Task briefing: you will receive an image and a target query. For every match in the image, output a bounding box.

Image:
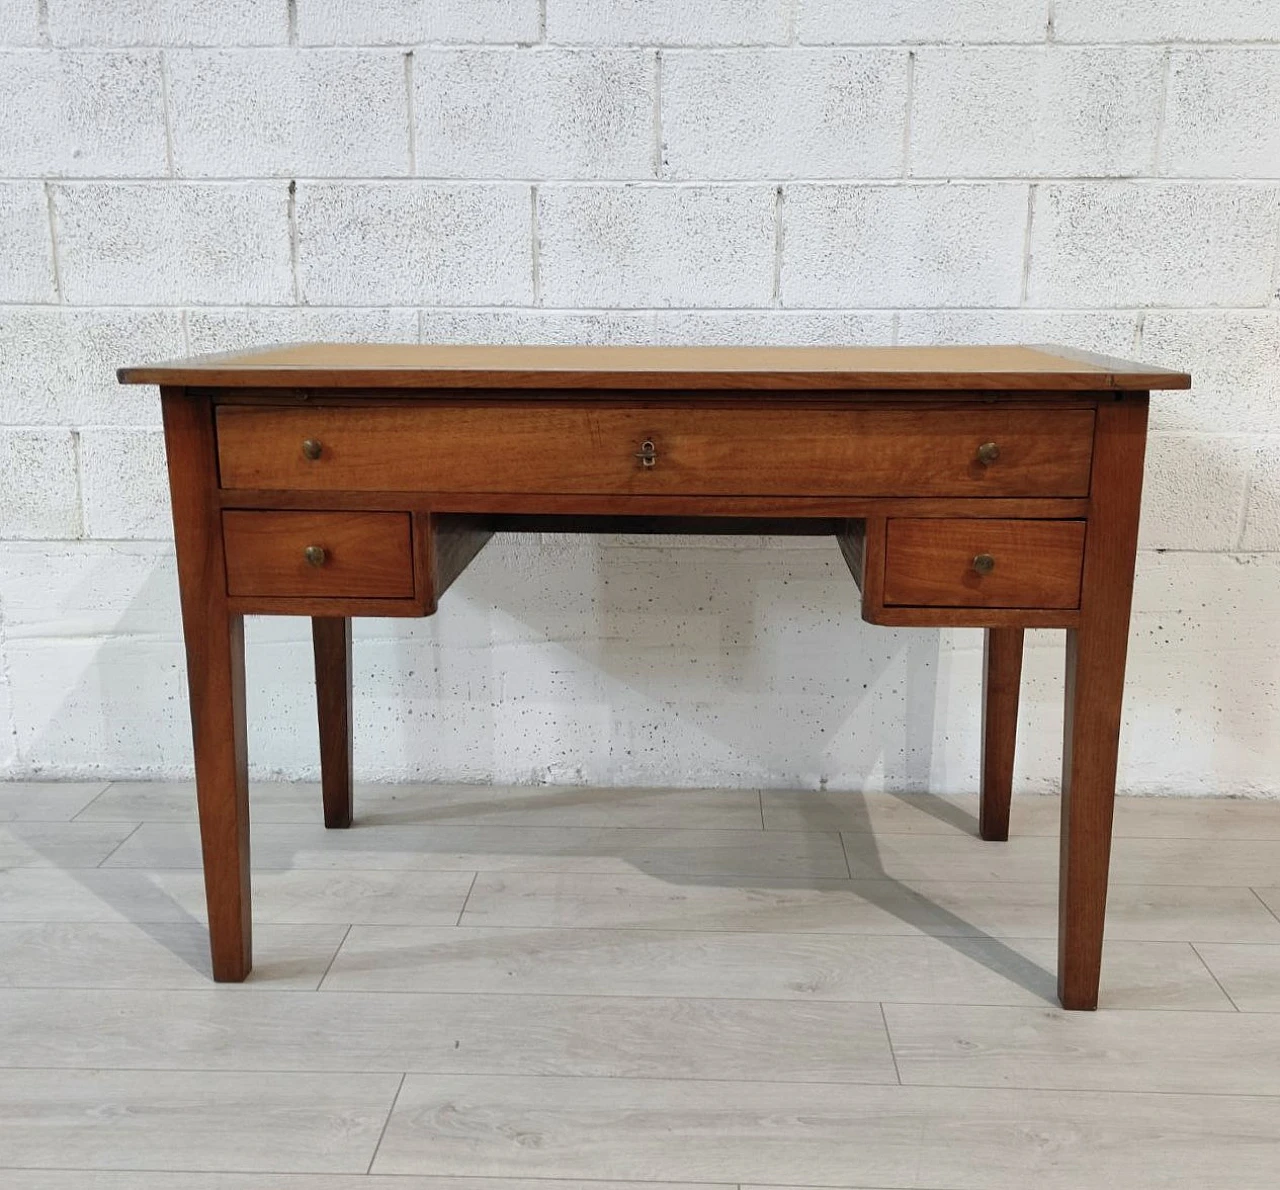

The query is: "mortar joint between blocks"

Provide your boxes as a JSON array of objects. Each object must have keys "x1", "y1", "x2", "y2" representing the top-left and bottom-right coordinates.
[
  {"x1": 1234, "y1": 468, "x2": 1254, "y2": 551},
  {"x1": 158, "y1": 51, "x2": 176, "y2": 178},
  {"x1": 902, "y1": 49, "x2": 916, "y2": 177},
  {"x1": 287, "y1": 178, "x2": 300, "y2": 304},
  {"x1": 41, "y1": 182, "x2": 63, "y2": 303},
  {"x1": 404, "y1": 49, "x2": 417, "y2": 176},
  {"x1": 1152, "y1": 48, "x2": 1173, "y2": 176},
  {"x1": 653, "y1": 49, "x2": 665, "y2": 180},
  {"x1": 1270, "y1": 218, "x2": 1280, "y2": 306},
  {"x1": 1019, "y1": 185, "x2": 1038, "y2": 305},
  {"x1": 531, "y1": 185, "x2": 542, "y2": 306},
  {"x1": 68, "y1": 428, "x2": 86, "y2": 540},
  {"x1": 772, "y1": 185, "x2": 784, "y2": 307}
]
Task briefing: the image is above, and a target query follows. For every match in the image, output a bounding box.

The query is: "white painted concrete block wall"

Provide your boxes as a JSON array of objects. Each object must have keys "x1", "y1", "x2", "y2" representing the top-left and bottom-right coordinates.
[{"x1": 0, "y1": 1, "x2": 1277, "y2": 795}]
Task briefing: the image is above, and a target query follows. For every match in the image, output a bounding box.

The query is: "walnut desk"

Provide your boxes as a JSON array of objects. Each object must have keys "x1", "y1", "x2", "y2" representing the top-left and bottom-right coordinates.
[{"x1": 119, "y1": 343, "x2": 1190, "y2": 1010}]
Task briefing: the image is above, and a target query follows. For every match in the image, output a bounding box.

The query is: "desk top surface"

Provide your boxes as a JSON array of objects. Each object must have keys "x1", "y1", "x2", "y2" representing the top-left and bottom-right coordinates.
[{"x1": 119, "y1": 342, "x2": 1190, "y2": 393}]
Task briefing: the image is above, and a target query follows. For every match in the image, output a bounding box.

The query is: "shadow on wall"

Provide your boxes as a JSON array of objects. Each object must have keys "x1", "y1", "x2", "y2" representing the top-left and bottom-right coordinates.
[
  {"x1": 367, "y1": 531, "x2": 946, "y2": 791},
  {"x1": 34, "y1": 510, "x2": 1268, "y2": 799},
  {"x1": 19, "y1": 511, "x2": 1280, "y2": 797},
  {"x1": 6, "y1": 531, "x2": 945, "y2": 791},
  {"x1": 0, "y1": 545, "x2": 191, "y2": 776}
]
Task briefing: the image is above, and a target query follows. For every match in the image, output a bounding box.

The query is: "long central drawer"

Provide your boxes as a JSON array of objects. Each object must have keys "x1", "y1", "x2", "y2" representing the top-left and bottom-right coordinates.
[{"x1": 215, "y1": 403, "x2": 1095, "y2": 497}]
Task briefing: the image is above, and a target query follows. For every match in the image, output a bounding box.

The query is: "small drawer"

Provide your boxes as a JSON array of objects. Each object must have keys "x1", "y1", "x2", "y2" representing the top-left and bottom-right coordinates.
[
  {"x1": 223, "y1": 511, "x2": 414, "y2": 599},
  {"x1": 884, "y1": 518, "x2": 1086, "y2": 609}
]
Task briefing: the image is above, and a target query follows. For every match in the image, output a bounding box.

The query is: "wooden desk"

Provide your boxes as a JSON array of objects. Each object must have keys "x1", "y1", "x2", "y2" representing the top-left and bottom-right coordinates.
[{"x1": 119, "y1": 343, "x2": 1190, "y2": 1010}]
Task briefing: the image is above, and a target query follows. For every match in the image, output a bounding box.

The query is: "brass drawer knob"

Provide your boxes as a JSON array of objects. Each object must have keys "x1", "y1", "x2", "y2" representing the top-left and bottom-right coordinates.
[
  {"x1": 976, "y1": 441, "x2": 1000, "y2": 465},
  {"x1": 972, "y1": 553, "x2": 996, "y2": 576},
  {"x1": 635, "y1": 439, "x2": 657, "y2": 468},
  {"x1": 303, "y1": 545, "x2": 327, "y2": 568},
  {"x1": 301, "y1": 438, "x2": 323, "y2": 460}
]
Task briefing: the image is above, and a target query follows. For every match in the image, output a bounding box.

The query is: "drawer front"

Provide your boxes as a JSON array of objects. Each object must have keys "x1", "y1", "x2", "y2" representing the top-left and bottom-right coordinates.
[
  {"x1": 884, "y1": 518, "x2": 1086, "y2": 609},
  {"x1": 223, "y1": 511, "x2": 414, "y2": 598},
  {"x1": 216, "y1": 404, "x2": 1095, "y2": 497}
]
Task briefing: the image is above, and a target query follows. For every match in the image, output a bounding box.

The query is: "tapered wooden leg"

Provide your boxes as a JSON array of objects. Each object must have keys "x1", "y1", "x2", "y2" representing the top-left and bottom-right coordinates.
[
  {"x1": 980, "y1": 627, "x2": 1024, "y2": 842},
  {"x1": 1059, "y1": 625, "x2": 1125, "y2": 1010},
  {"x1": 1058, "y1": 396, "x2": 1149, "y2": 1010},
  {"x1": 190, "y1": 613, "x2": 252, "y2": 981},
  {"x1": 162, "y1": 386, "x2": 252, "y2": 982},
  {"x1": 313, "y1": 616, "x2": 353, "y2": 829}
]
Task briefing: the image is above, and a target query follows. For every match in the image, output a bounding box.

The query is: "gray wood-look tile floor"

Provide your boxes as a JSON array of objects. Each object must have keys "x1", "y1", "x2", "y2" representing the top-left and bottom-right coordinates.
[{"x1": 2, "y1": 779, "x2": 1280, "y2": 1188}]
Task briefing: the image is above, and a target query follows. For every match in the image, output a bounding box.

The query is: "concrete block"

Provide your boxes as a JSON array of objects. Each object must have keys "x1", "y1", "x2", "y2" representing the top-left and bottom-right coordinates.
[
  {"x1": 1140, "y1": 311, "x2": 1280, "y2": 434},
  {"x1": 911, "y1": 47, "x2": 1163, "y2": 178},
  {"x1": 0, "y1": 541, "x2": 179, "y2": 640},
  {"x1": 1241, "y1": 438, "x2": 1280, "y2": 551},
  {"x1": 1027, "y1": 184, "x2": 1280, "y2": 307},
  {"x1": 0, "y1": 430, "x2": 81, "y2": 539},
  {"x1": 547, "y1": 0, "x2": 791, "y2": 46},
  {"x1": 0, "y1": 539, "x2": 185, "y2": 777},
  {"x1": 0, "y1": 0, "x2": 43, "y2": 45},
  {"x1": 782, "y1": 184, "x2": 1027, "y2": 307},
  {"x1": 1132, "y1": 548, "x2": 1280, "y2": 617},
  {"x1": 46, "y1": 0, "x2": 288, "y2": 46},
  {"x1": 169, "y1": 49, "x2": 409, "y2": 177},
  {"x1": 297, "y1": 0, "x2": 541, "y2": 46},
  {"x1": 799, "y1": 0, "x2": 1047, "y2": 44},
  {"x1": 52, "y1": 182, "x2": 293, "y2": 305},
  {"x1": 1126, "y1": 551, "x2": 1280, "y2": 796},
  {"x1": 898, "y1": 310, "x2": 1138, "y2": 355},
  {"x1": 1139, "y1": 434, "x2": 1252, "y2": 551},
  {"x1": 416, "y1": 48, "x2": 654, "y2": 179},
  {"x1": 0, "y1": 183, "x2": 57, "y2": 302},
  {"x1": 538, "y1": 184, "x2": 776, "y2": 307},
  {"x1": 0, "y1": 308, "x2": 183, "y2": 426},
  {"x1": 663, "y1": 49, "x2": 906, "y2": 180},
  {"x1": 0, "y1": 51, "x2": 166, "y2": 176},
  {"x1": 419, "y1": 309, "x2": 655, "y2": 344},
  {"x1": 1053, "y1": 0, "x2": 1280, "y2": 43},
  {"x1": 79, "y1": 428, "x2": 172, "y2": 540},
  {"x1": 186, "y1": 308, "x2": 419, "y2": 354},
  {"x1": 1162, "y1": 50, "x2": 1280, "y2": 179},
  {"x1": 296, "y1": 182, "x2": 532, "y2": 305},
  {"x1": 5, "y1": 635, "x2": 189, "y2": 776},
  {"x1": 651, "y1": 310, "x2": 895, "y2": 345}
]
